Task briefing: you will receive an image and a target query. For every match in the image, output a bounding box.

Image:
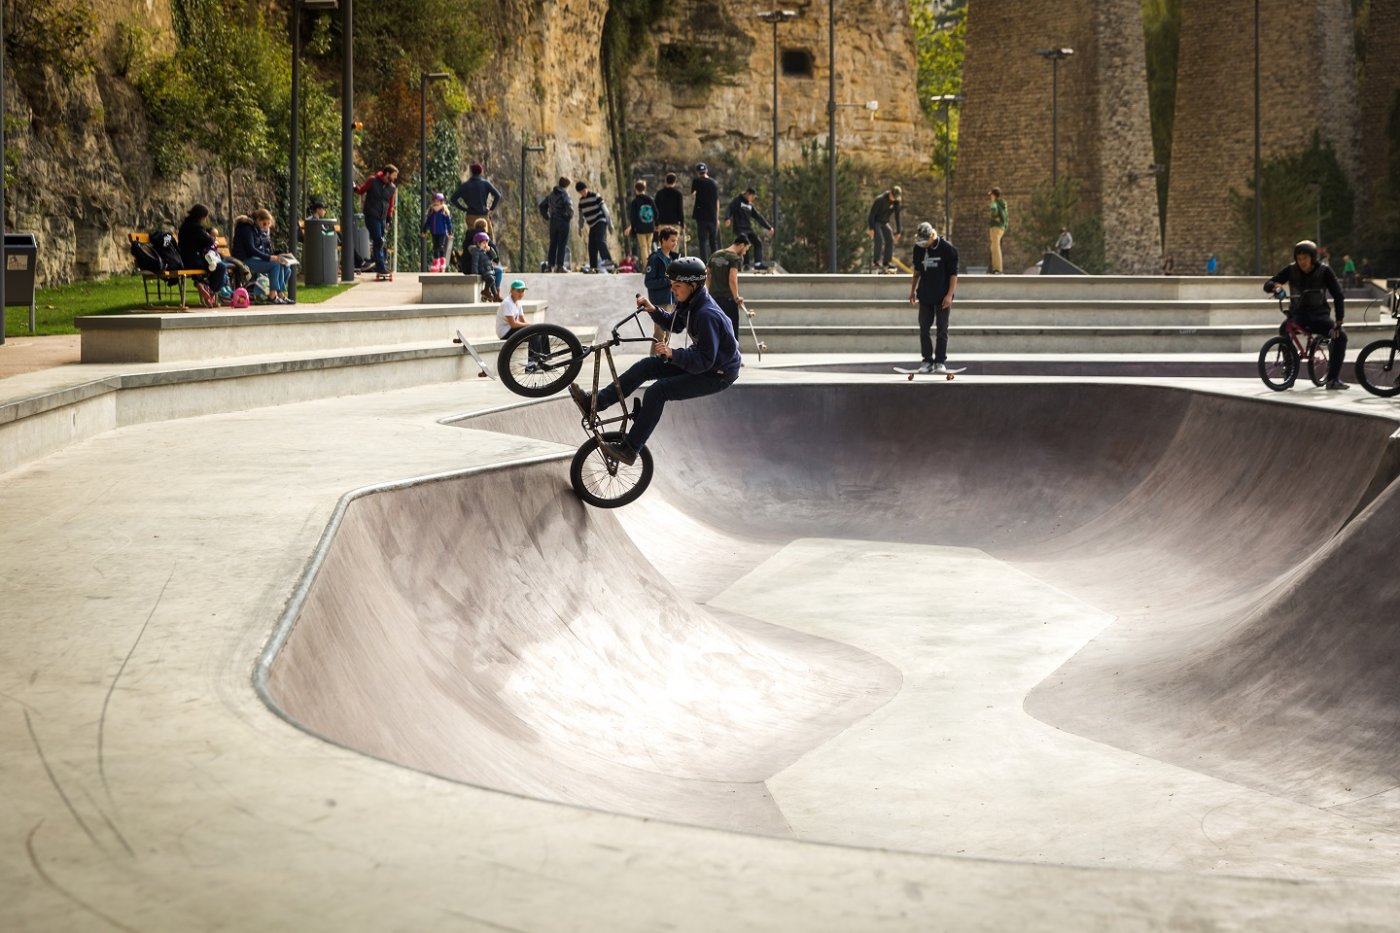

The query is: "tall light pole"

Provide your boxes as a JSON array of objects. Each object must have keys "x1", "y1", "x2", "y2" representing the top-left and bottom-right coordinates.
[
  {"x1": 289, "y1": 0, "x2": 338, "y2": 298},
  {"x1": 930, "y1": 93, "x2": 964, "y2": 238},
  {"x1": 1035, "y1": 47, "x2": 1074, "y2": 185},
  {"x1": 827, "y1": 0, "x2": 836, "y2": 273},
  {"x1": 757, "y1": 9, "x2": 797, "y2": 266},
  {"x1": 339, "y1": 0, "x2": 356, "y2": 283},
  {"x1": 419, "y1": 71, "x2": 450, "y2": 271},
  {"x1": 519, "y1": 135, "x2": 545, "y2": 274}
]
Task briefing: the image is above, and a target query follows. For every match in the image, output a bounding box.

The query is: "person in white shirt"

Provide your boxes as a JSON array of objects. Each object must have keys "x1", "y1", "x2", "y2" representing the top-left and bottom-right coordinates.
[
  {"x1": 496, "y1": 280, "x2": 530, "y2": 338},
  {"x1": 1055, "y1": 227, "x2": 1074, "y2": 260}
]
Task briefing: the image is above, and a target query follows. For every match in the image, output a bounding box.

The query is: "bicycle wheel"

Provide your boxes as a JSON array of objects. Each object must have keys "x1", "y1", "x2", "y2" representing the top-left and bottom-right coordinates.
[
  {"x1": 497, "y1": 324, "x2": 584, "y2": 397},
  {"x1": 1356, "y1": 339, "x2": 1400, "y2": 397},
  {"x1": 1257, "y1": 336, "x2": 1298, "y2": 391},
  {"x1": 1306, "y1": 337, "x2": 1331, "y2": 387},
  {"x1": 570, "y1": 432, "x2": 654, "y2": 508}
]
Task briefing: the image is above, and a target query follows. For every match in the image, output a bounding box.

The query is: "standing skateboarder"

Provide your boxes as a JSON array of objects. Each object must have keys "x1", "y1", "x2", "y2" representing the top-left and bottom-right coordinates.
[{"x1": 908, "y1": 222, "x2": 959, "y2": 374}]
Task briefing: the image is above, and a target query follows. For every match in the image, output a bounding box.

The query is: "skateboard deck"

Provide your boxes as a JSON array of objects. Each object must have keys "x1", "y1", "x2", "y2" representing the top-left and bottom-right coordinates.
[
  {"x1": 453, "y1": 329, "x2": 493, "y2": 378},
  {"x1": 745, "y1": 313, "x2": 767, "y2": 361},
  {"x1": 894, "y1": 366, "x2": 966, "y2": 381}
]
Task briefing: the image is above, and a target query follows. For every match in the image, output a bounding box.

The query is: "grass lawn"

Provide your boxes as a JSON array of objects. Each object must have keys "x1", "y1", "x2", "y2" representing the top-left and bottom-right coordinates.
[{"x1": 5, "y1": 276, "x2": 357, "y2": 337}]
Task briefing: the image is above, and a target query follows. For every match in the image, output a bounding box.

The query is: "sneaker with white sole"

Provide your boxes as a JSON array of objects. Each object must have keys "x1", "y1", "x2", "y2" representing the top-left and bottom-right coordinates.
[
  {"x1": 917, "y1": 361, "x2": 934, "y2": 375},
  {"x1": 933, "y1": 362, "x2": 948, "y2": 374}
]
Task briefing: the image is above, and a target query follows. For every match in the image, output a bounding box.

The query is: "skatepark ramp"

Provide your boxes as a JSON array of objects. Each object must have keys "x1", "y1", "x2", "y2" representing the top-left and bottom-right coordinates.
[{"x1": 260, "y1": 382, "x2": 1400, "y2": 862}]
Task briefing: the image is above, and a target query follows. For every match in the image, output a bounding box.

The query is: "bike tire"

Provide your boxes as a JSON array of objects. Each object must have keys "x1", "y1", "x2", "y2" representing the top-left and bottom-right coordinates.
[
  {"x1": 1355, "y1": 339, "x2": 1400, "y2": 397},
  {"x1": 497, "y1": 324, "x2": 584, "y2": 397},
  {"x1": 1307, "y1": 338, "x2": 1330, "y2": 387},
  {"x1": 1257, "y1": 336, "x2": 1298, "y2": 391},
  {"x1": 569, "y1": 432, "x2": 654, "y2": 508}
]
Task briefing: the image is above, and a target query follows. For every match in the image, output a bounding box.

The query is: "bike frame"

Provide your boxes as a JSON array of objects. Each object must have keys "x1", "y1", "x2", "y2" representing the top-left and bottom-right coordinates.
[{"x1": 577, "y1": 307, "x2": 663, "y2": 442}]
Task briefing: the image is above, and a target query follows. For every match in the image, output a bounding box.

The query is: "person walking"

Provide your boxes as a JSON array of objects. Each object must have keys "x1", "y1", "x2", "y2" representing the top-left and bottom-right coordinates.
[
  {"x1": 908, "y1": 221, "x2": 959, "y2": 374},
  {"x1": 539, "y1": 176, "x2": 574, "y2": 272},
  {"x1": 706, "y1": 235, "x2": 749, "y2": 335},
  {"x1": 691, "y1": 162, "x2": 720, "y2": 262},
  {"x1": 625, "y1": 180, "x2": 658, "y2": 260},
  {"x1": 565, "y1": 256, "x2": 740, "y2": 466},
  {"x1": 655, "y1": 172, "x2": 686, "y2": 253},
  {"x1": 356, "y1": 164, "x2": 398, "y2": 280},
  {"x1": 724, "y1": 187, "x2": 774, "y2": 271},
  {"x1": 987, "y1": 187, "x2": 1007, "y2": 274},
  {"x1": 576, "y1": 180, "x2": 615, "y2": 273},
  {"x1": 867, "y1": 186, "x2": 903, "y2": 272},
  {"x1": 449, "y1": 162, "x2": 502, "y2": 236},
  {"x1": 1055, "y1": 227, "x2": 1074, "y2": 261}
]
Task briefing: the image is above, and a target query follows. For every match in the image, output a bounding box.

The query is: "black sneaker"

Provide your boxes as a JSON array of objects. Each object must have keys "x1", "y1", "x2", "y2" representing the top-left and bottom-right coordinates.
[
  {"x1": 602, "y1": 437, "x2": 638, "y2": 465},
  {"x1": 567, "y1": 383, "x2": 593, "y2": 419},
  {"x1": 1325, "y1": 379, "x2": 1351, "y2": 391}
]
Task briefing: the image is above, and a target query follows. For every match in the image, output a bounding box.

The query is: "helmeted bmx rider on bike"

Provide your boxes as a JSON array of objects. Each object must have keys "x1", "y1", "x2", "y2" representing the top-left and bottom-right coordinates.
[
  {"x1": 1263, "y1": 239, "x2": 1349, "y2": 390},
  {"x1": 567, "y1": 256, "x2": 741, "y2": 464}
]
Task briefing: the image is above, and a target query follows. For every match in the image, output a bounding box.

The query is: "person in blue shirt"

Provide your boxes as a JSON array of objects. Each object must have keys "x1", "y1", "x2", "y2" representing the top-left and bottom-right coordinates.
[{"x1": 568, "y1": 256, "x2": 740, "y2": 464}]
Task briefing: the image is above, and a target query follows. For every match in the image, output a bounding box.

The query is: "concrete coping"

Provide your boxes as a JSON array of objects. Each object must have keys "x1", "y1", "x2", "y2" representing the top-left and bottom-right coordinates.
[{"x1": 73, "y1": 300, "x2": 544, "y2": 331}]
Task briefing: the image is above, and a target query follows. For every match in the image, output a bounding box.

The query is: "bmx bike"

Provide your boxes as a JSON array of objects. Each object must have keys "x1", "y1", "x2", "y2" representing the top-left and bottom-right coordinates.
[
  {"x1": 1354, "y1": 279, "x2": 1400, "y2": 397},
  {"x1": 496, "y1": 307, "x2": 659, "y2": 508},
  {"x1": 1257, "y1": 290, "x2": 1333, "y2": 391}
]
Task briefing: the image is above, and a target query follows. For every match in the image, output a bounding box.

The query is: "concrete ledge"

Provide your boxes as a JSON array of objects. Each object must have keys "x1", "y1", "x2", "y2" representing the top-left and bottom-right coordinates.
[
  {"x1": 76, "y1": 301, "x2": 543, "y2": 364},
  {"x1": 419, "y1": 275, "x2": 482, "y2": 304}
]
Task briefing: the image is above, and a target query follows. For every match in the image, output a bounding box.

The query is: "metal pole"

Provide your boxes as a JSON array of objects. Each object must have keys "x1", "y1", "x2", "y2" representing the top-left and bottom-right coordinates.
[
  {"x1": 771, "y1": 18, "x2": 779, "y2": 263},
  {"x1": 943, "y1": 102, "x2": 952, "y2": 236},
  {"x1": 420, "y1": 74, "x2": 427, "y2": 272},
  {"x1": 288, "y1": 0, "x2": 301, "y2": 299},
  {"x1": 520, "y1": 136, "x2": 544, "y2": 274},
  {"x1": 1253, "y1": 0, "x2": 1262, "y2": 275},
  {"x1": 1051, "y1": 58, "x2": 1059, "y2": 186},
  {"x1": 340, "y1": 0, "x2": 355, "y2": 282},
  {"x1": 827, "y1": 0, "x2": 836, "y2": 273}
]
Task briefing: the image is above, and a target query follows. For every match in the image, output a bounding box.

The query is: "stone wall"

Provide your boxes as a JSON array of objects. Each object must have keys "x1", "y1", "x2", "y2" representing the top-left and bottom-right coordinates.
[
  {"x1": 1359, "y1": 0, "x2": 1400, "y2": 229},
  {"x1": 1163, "y1": 0, "x2": 1359, "y2": 274},
  {"x1": 952, "y1": 0, "x2": 1161, "y2": 274}
]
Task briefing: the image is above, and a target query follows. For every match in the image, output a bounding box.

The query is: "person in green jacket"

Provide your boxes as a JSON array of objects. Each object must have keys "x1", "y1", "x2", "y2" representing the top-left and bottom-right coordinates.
[{"x1": 987, "y1": 187, "x2": 1008, "y2": 274}]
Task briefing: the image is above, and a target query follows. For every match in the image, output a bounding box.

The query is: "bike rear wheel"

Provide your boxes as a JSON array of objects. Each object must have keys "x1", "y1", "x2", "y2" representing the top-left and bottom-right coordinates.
[
  {"x1": 1257, "y1": 336, "x2": 1299, "y2": 391},
  {"x1": 570, "y1": 432, "x2": 654, "y2": 508},
  {"x1": 497, "y1": 324, "x2": 584, "y2": 397},
  {"x1": 1356, "y1": 339, "x2": 1400, "y2": 397},
  {"x1": 1306, "y1": 338, "x2": 1331, "y2": 387}
]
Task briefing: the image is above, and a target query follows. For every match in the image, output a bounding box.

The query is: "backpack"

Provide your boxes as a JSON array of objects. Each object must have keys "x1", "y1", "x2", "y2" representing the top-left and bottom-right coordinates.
[
  {"x1": 130, "y1": 238, "x2": 163, "y2": 274},
  {"x1": 150, "y1": 231, "x2": 183, "y2": 272}
]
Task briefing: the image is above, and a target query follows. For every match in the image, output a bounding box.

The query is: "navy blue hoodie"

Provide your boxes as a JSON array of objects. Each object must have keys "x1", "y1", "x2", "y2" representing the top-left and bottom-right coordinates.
[{"x1": 648, "y1": 286, "x2": 741, "y2": 376}]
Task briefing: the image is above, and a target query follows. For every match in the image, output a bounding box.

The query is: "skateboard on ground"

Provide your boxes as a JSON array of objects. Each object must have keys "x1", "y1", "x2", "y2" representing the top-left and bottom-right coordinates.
[
  {"x1": 894, "y1": 366, "x2": 966, "y2": 382},
  {"x1": 453, "y1": 329, "x2": 493, "y2": 378}
]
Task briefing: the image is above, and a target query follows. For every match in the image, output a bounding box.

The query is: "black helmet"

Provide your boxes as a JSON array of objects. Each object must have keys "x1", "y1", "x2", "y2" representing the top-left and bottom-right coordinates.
[
  {"x1": 1294, "y1": 240, "x2": 1319, "y2": 261},
  {"x1": 667, "y1": 256, "x2": 707, "y2": 283}
]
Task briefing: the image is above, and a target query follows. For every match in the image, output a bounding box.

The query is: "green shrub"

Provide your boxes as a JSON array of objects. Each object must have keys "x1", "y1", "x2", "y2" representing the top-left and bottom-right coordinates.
[
  {"x1": 1011, "y1": 176, "x2": 1106, "y2": 273},
  {"x1": 769, "y1": 141, "x2": 871, "y2": 273},
  {"x1": 2, "y1": 0, "x2": 98, "y2": 79}
]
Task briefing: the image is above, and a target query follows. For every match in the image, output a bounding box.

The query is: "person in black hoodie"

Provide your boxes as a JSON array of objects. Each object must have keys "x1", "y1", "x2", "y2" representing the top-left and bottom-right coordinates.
[
  {"x1": 690, "y1": 162, "x2": 720, "y2": 262},
  {"x1": 540, "y1": 176, "x2": 574, "y2": 272},
  {"x1": 177, "y1": 204, "x2": 227, "y2": 305},
  {"x1": 566, "y1": 256, "x2": 740, "y2": 464},
  {"x1": 1264, "y1": 239, "x2": 1349, "y2": 389},
  {"x1": 724, "y1": 187, "x2": 774, "y2": 270}
]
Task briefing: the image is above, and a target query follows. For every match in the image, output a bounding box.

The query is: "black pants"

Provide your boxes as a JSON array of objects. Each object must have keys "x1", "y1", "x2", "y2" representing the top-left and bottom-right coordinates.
[
  {"x1": 1284, "y1": 313, "x2": 1347, "y2": 382},
  {"x1": 587, "y1": 224, "x2": 613, "y2": 270},
  {"x1": 596, "y1": 355, "x2": 738, "y2": 451},
  {"x1": 696, "y1": 220, "x2": 719, "y2": 262},
  {"x1": 714, "y1": 296, "x2": 741, "y2": 336},
  {"x1": 547, "y1": 219, "x2": 571, "y2": 270},
  {"x1": 919, "y1": 299, "x2": 950, "y2": 364},
  {"x1": 738, "y1": 230, "x2": 764, "y2": 268},
  {"x1": 873, "y1": 223, "x2": 895, "y2": 266}
]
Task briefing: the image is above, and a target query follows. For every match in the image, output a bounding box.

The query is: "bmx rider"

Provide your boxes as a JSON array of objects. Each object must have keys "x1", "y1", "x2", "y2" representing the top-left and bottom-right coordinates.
[
  {"x1": 567, "y1": 256, "x2": 741, "y2": 464},
  {"x1": 1263, "y1": 239, "x2": 1348, "y2": 390}
]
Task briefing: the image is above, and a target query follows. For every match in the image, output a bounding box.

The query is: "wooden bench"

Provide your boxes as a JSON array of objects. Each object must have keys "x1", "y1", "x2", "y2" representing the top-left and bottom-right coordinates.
[
  {"x1": 129, "y1": 232, "x2": 203, "y2": 309},
  {"x1": 214, "y1": 235, "x2": 251, "y2": 289}
]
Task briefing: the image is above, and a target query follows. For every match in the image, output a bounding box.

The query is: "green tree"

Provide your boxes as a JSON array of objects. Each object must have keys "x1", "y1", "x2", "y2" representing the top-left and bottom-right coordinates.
[
  {"x1": 1142, "y1": 0, "x2": 1182, "y2": 225},
  {"x1": 2, "y1": 0, "x2": 97, "y2": 79},
  {"x1": 911, "y1": 0, "x2": 965, "y2": 176},
  {"x1": 1011, "y1": 176, "x2": 1106, "y2": 273},
  {"x1": 772, "y1": 141, "x2": 869, "y2": 273},
  {"x1": 1226, "y1": 133, "x2": 1353, "y2": 275}
]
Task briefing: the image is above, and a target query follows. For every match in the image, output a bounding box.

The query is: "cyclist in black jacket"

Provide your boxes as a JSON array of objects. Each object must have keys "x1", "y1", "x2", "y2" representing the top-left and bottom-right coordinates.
[{"x1": 1263, "y1": 239, "x2": 1348, "y2": 389}]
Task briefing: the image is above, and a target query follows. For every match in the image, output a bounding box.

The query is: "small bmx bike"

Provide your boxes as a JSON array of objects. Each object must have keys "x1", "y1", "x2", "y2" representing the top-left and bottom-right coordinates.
[
  {"x1": 1354, "y1": 280, "x2": 1400, "y2": 397},
  {"x1": 1257, "y1": 290, "x2": 1333, "y2": 391},
  {"x1": 496, "y1": 308, "x2": 659, "y2": 508}
]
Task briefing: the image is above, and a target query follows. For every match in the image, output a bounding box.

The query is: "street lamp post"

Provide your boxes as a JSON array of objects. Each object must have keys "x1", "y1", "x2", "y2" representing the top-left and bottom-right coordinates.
[
  {"x1": 1035, "y1": 47, "x2": 1074, "y2": 185},
  {"x1": 519, "y1": 135, "x2": 545, "y2": 274},
  {"x1": 339, "y1": 0, "x2": 356, "y2": 282},
  {"x1": 930, "y1": 93, "x2": 964, "y2": 238},
  {"x1": 419, "y1": 71, "x2": 451, "y2": 272},
  {"x1": 288, "y1": 0, "x2": 338, "y2": 299},
  {"x1": 756, "y1": 9, "x2": 797, "y2": 266}
]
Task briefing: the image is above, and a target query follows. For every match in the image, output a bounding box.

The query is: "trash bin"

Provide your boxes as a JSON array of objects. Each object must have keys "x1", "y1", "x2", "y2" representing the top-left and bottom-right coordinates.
[
  {"x1": 3, "y1": 233, "x2": 39, "y2": 339},
  {"x1": 304, "y1": 218, "x2": 339, "y2": 286},
  {"x1": 352, "y1": 213, "x2": 371, "y2": 269}
]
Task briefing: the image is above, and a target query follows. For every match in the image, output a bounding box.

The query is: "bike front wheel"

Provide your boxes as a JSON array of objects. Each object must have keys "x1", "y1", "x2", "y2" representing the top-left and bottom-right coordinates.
[
  {"x1": 1257, "y1": 336, "x2": 1299, "y2": 391},
  {"x1": 1307, "y1": 338, "x2": 1331, "y2": 387},
  {"x1": 497, "y1": 324, "x2": 584, "y2": 397},
  {"x1": 570, "y1": 432, "x2": 654, "y2": 508},
  {"x1": 1355, "y1": 339, "x2": 1400, "y2": 397}
]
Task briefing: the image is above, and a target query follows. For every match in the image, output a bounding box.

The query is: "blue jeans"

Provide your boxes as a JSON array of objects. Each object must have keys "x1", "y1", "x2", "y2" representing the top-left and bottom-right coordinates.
[
  {"x1": 366, "y1": 216, "x2": 387, "y2": 273},
  {"x1": 243, "y1": 258, "x2": 289, "y2": 293},
  {"x1": 595, "y1": 355, "x2": 738, "y2": 451}
]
